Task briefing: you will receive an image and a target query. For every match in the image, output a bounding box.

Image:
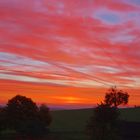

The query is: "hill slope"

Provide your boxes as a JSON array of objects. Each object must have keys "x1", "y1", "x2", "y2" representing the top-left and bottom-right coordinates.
[{"x1": 51, "y1": 108, "x2": 140, "y2": 132}]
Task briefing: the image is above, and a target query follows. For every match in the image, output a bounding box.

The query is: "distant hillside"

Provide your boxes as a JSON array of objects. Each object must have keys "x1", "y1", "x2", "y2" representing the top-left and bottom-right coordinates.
[
  {"x1": 120, "y1": 107, "x2": 140, "y2": 122},
  {"x1": 51, "y1": 107, "x2": 140, "y2": 132}
]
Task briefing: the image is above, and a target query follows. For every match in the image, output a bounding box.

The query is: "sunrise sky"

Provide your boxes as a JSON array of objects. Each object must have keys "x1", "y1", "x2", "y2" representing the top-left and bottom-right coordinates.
[{"x1": 0, "y1": 0, "x2": 140, "y2": 109}]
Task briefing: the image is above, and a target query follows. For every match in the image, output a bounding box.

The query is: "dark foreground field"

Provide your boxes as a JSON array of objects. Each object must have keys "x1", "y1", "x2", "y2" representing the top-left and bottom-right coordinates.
[
  {"x1": 50, "y1": 107, "x2": 140, "y2": 140},
  {"x1": 0, "y1": 107, "x2": 140, "y2": 140}
]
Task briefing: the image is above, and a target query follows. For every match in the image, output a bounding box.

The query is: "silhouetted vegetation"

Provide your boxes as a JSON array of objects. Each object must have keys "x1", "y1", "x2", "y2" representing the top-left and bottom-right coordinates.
[
  {"x1": 87, "y1": 104, "x2": 120, "y2": 140},
  {"x1": 39, "y1": 104, "x2": 52, "y2": 127},
  {"x1": 0, "y1": 95, "x2": 52, "y2": 137},
  {"x1": 0, "y1": 107, "x2": 6, "y2": 132},
  {"x1": 0, "y1": 91, "x2": 139, "y2": 140},
  {"x1": 87, "y1": 87, "x2": 129, "y2": 140},
  {"x1": 104, "y1": 86, "x2": 129, "y2": 107}
]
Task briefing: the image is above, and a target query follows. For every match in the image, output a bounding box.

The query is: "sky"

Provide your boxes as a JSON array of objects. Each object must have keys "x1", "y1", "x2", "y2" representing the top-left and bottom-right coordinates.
[{"x1": 0, "y1": 0, "x2": 140, "y2": 109}]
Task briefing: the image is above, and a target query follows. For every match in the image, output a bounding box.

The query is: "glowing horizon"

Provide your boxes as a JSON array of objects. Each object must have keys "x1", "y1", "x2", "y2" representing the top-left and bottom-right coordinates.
[{"x1": 0, "y1": 0, "x2": 140, "y2": 108}]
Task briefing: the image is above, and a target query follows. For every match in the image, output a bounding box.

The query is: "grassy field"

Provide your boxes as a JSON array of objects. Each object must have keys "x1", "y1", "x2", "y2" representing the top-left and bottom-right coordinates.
[
  {"x1": 1, "y1": 107, "x2": 139, "y2": 140},
  {"x1": 119, "y1": 108, "x2": 140, "y2": 122},
  {"x1": 49, "y1": 107, "x2": 140, "y2": 140},
  {"x1": 51, "y1": 108, "x2": 93, "y2": 132},
  {"x1": 51, "y1": 107, "x2": 140, "y2": 132}
]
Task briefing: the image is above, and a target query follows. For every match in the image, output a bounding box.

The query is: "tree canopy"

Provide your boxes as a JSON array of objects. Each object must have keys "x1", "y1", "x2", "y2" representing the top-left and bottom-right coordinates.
[
  {"x1": 1, "y1": 95, "x2": 52, "y2": 137},
  {"x1": 104, "y1": 87, "x2": 129, "y2": 107}
]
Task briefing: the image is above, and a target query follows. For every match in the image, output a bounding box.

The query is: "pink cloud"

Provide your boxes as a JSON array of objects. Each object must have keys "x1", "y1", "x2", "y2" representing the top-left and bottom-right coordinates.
[{"x1": 0, "y1": 0, "x2": 140, "y2": 106}]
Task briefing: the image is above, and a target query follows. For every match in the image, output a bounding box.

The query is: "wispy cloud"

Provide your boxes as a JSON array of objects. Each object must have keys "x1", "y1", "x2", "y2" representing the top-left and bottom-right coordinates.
[{"x1": 0, "y1": 0, "x2": 140, "y2": 106}]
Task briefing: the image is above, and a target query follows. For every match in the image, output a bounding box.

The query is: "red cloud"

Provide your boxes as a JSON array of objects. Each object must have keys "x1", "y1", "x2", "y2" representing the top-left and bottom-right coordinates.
[{"x1": 0, "y1": 0, "x2": 140, "y2": 107}]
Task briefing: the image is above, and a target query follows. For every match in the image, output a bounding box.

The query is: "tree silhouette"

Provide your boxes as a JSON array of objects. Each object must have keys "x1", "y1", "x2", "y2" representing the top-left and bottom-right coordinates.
[
  {"x1": 5, "y1": 95, "x2": 38, "y2": 130},
  {"x1": 104, "y1": 87, "x2": 129, "y2": 107},
  {"x1": 87, "y1": 87, "x2": 129, "y2": 140},
  {"x1": 4, "y1": 95, "x2": 52, "y2": 136},
  {"x1": 87, "y1": 103, "x2": 119, "y2": 140}
]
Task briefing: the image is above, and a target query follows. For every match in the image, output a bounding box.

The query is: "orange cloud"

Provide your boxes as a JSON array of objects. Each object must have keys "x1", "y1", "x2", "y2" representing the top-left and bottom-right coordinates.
[{"x1": 0, "y1": 0, "x2": 140, "y2": 108}]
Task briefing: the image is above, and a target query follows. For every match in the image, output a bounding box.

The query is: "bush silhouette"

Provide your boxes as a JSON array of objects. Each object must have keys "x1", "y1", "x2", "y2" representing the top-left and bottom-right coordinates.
[{"x1": 39, "y1": 104, "x2": 52, "y2": 127}]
